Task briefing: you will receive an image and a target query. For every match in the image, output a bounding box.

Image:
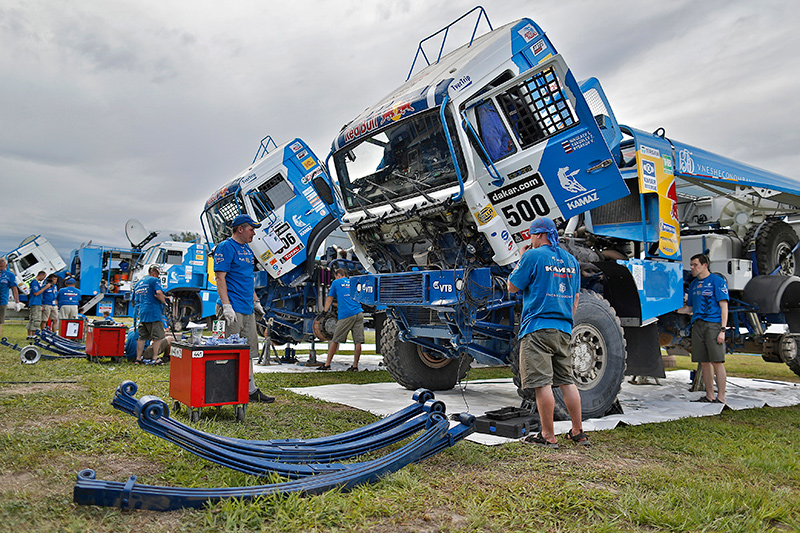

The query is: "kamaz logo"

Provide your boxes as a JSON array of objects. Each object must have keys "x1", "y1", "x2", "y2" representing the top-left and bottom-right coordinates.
[
  {"x1": 545, "y1": 265, "x2": 576, "y2": 274},
  {"x1": 432, "y1": 280, "x2": 453, "y2": 293}
]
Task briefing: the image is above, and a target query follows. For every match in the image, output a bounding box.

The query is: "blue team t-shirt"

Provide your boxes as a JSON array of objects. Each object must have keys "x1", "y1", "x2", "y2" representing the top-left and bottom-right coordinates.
[
  {"x1": 133, "y1": 276, "x2": 165, "y2": 323},
  {"x1": 328, "y1": 277, "x2": 363, "y2": 320},
  {"x1": 687, "y1": 273, "x2": 729, "y2": 324},
  {"x1": 57, "y1": 286, "x2": 81, "y2": 306},
  {"x1": 0, "y1": 270, "x2": 16, "y2": 306},
  {"x1": 214, "y1": 238, "x2": 256, "y2": 315},
  {"x1": 509, "y1": 244, "x2": 581, "y2": 337},
  {"x1": 28, "y1": 279, "x2": 44, "y2": 306},
  {"x1": 42, "y1": 283, "x2": 58, "y2": 306}
]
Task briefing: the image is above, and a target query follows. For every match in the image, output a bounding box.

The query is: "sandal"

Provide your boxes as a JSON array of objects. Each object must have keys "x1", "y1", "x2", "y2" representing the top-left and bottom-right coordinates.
[
  {"x1": 346, "y1": 366, "x2": 358, "y2": 372},
  {"x1": 151, "y1": 358, "x2": 164, "y2": 365},
  {"x1": 133, "y1": 358, "x2": 144, "y2": 365},
  {"x1": 317, "y1": 364, "x2": 331, "y2": 371},
  {"x1": 566, "y1": 429, "x2": 591, "y2": 447},
  {"x1": 692, "y1": 396, "x2": 713, "y2": 403},
  {"x1": 521, "y1": 432, "x2": 558, "y2": 449}
]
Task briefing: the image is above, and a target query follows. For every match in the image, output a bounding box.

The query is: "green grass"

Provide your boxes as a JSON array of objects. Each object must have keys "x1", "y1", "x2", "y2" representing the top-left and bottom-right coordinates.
[{"x1": 1, "y1": 319, "x2": 799, "y2": 532}]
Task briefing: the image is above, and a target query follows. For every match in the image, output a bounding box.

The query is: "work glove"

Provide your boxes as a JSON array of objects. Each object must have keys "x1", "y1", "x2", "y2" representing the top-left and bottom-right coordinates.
[
  {"x1": 254, "y1": 301, "x2": 265, "y2": 316},
  {"x1": 15, "y1": 302, "x2": 24, "y2": 312},
  {"x1": 222, "y1": 303, "x2": 237, "y2": 325}
]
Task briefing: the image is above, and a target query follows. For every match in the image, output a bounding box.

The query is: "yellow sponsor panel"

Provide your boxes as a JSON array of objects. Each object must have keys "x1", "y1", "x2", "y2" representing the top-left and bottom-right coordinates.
[
  {"x1": 301, "y1": 157, "x2": 316, "y2": 170},
  {"x1": 473, "y1": 204, "x2": 497, "y2": 226}
]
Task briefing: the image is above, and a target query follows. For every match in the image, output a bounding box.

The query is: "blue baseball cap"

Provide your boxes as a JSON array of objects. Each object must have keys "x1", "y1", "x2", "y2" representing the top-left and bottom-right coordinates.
[
  {"x1": 230, "y1": 214, "x2": 261, "y2": 229},
  {"x1": 65, "y1": 278, "x2": 76, "y2": 285}
]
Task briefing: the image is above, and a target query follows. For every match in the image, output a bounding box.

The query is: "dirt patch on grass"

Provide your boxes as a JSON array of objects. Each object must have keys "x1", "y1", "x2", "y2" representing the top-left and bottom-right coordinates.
[{"x1": 0, "y1": 382, "x2": 81, "y2": 397}]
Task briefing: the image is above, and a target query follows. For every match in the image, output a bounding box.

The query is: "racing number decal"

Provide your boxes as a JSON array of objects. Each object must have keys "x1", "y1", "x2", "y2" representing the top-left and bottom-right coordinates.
[
  {"x1": 499, "y1": 196, "x2": 550, "y2": 226},
  {"x1": 266, "y1": 222, "x2": 297, "y2": 256},
  {"x1": 487, "y1": 173, "x2": 554, "y2": 240}
]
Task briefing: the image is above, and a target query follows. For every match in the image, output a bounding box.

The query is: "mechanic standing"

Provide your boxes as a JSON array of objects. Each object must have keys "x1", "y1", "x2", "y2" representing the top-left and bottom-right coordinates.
[
  {"x1": 215, "y1": 214, "x2": 274, "y2": 403},
  {"x1": 507, "y1": 217, "x2": 590, "y2": 449}
]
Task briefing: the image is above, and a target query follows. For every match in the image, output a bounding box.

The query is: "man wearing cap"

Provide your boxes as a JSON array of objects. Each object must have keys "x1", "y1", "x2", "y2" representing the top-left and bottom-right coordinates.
[
  {"x1": 0, "y1": 257, "x2": 22, "y2": 338},
  {"x1": 507, "y1": 217, "x2": 589, "y2": 448},
  {"x1": 214, "y1": 214, "x2": 274, "y2": 403},
  {"x1": 26, "y1": 271, "x2": 48, "y2": 339},
  {"x1": 132, "y1": 265, "x2": 168, "y2": 364},
  {"x1": 41, "y1": 274, "x2": 60, "y2": 332},
  {"x1": 57, "y1": 278, "x2": 81, "y2": 319}
]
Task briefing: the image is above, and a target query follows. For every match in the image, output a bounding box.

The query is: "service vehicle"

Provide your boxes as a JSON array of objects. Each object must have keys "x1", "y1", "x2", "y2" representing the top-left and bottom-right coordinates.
[
  {"x1": 330, "y1": 8, "x2": 800, "y2": 418},
  {"x1": 5, "y1": 235, "x2": 66, "y2": 298}
]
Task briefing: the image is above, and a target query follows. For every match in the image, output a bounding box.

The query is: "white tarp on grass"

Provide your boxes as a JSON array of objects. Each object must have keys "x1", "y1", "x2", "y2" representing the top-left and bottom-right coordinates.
[{"x1": 285, "y1": 370, "x2": 800, "y2": 445}]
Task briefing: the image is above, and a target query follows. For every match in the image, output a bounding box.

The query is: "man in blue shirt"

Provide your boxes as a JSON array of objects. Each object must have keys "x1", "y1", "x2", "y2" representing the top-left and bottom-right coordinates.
[
  {"x1": 0, "y1": 257, "x2": 22, "y2": 338},
  {"x1": 318, "y1": 268, "x2": 365, "y2": 371},
  {"x1": 57, "y1": 278, "x2": 81, "y2": 319},
  {"x1": 41, "y1": 274, "x2": 59, "y2": 332},
  {"x1": 132, "y1": 265, "x2": 168, "y2": 364},
  {"x1": 508, "y1": 217, "x2": 589, "y2": 448},
  {"x1": 215, "y1": 214, "x2": 274, "y2": 403},
  {"x1": 26, "y1": 271, "x2": 48, "y2": 339},
  {"x1": 679, "y1": 253, "x2": 729, "y2": 404}
]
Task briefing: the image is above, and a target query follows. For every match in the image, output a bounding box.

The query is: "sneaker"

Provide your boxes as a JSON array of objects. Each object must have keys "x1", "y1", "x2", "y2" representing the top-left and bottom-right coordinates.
[{"x1": 249, "y1": 389, "x2": 275, "y2": 403}]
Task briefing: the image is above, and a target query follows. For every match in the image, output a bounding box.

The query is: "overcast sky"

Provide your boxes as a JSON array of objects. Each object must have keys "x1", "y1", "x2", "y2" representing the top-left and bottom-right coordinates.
[{"x1": 2, "y1": 0, "x2": 799, "y2": 259}]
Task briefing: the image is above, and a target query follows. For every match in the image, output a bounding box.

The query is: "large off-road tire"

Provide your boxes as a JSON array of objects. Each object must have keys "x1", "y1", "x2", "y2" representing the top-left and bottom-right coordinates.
[
  {"x1": 780, "y1": 334, "x2": 800, "y2": 377},
  {"x1": 381, "y1": 318, "x2": 472, "y2": 391},
  {"x1": 511, "y1": 290, "x2": 626, "y2": 420},
  {"x1": 744, "y1": 220, "x2": 800, "y2": 276}
]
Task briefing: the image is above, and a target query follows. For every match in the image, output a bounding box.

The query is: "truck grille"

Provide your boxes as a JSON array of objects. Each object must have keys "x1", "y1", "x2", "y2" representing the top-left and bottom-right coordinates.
[
  {"x1": 400, "y1": 307, "x2": 441, "y2": 327},
  {"x1": 379, "y1": 273, "x2": 424, "y2": 304}
]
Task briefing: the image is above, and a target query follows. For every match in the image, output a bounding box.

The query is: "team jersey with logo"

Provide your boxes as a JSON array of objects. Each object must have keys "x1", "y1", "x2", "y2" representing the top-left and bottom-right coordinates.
[
  {"x1": 509, "y1": 244, "x2": 581, "y2": 337},
  {"x1": 328, "y1": 277, "x2": 363, "y2": 320},
  {"x1": 687, "y1": 274, "x2": 728, "y2": 323},
  {"x1": 214, "y1": 238, "x2": 256, "y2": 315}
]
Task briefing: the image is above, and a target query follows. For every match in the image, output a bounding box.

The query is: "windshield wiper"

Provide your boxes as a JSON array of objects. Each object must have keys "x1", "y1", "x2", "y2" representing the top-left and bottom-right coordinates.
[
  {"x1": 348, "y1": 190, "x2": 378, "y2": 219},
  {"x1": 360, "y1": 177, "x2": 401, "y2": 212},
  {"x1": 391, "y1": 170, "x2": 436, "y2": 203}
]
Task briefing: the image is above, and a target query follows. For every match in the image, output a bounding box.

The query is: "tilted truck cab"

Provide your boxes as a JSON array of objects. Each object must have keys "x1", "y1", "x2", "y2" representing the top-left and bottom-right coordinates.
[
  {"x1": 331, "y1": 8, "x2": 800, "y2": 418},
  {"x1": 201, "y1": 137, "x2": 344, "y2": 347}
]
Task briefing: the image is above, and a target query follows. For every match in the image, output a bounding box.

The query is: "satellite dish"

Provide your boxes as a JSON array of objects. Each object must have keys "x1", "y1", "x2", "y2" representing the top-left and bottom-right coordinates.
[{"x1": 125, "y1": 219, "x2": 159, "y2": 249}]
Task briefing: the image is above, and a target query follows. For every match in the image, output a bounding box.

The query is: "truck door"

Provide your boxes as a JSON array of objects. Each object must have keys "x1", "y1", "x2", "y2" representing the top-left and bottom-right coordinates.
[{"x1": 462, "y1": 55, "x2": 629, "y2": 244}]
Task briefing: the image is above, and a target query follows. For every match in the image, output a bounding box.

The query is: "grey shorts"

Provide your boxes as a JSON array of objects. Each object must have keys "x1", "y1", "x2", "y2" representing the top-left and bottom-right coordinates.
[
  {"x1": 216, "y1": 306, "x2": 259, "y2": 359},
  {"x1": 138, "y1": 321, "x2": 166, "y2": 341},
  {"x1": 691, "y1": 320, "x2": 726, "y2": 363},
  {"x1": 519, "y1": 329, "x2": 574, "y2": 389},
  {"x1": 27, "y1": 305, "x2": 42, "y2": 330},
  {"x1": 332, "y1": 312, "x2": 365, "y2": 344}
]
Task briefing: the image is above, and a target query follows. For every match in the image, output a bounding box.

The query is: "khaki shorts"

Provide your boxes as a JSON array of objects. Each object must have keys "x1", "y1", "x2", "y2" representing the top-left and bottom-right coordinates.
[
  {"x1": 691, "y1": 320, "x2": 726, "y2": 363},
  {"x1": 0, "y1": 306, "x2": 5, "y2": 324},
  {"x1": 42, "y1": 305, "x2": 59, "y2": 325},
  {"x1": 519, "y1": 329, "x2": 574, "y2": 389},
  {"x1": 59, "y1": 305, "x2": 79, "y2": 319},
  {"x1": 332, "y1": 312, "x2": 365, "y2": 344},
  {"x1": 27, "y1": 305, "x2": 42, "y2": 330},
  {"x1": 138, "y1": 321, "x2": 166, "y2": 341}
]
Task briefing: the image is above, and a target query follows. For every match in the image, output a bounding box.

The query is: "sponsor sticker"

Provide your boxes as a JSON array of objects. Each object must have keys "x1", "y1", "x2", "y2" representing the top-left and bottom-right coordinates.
[
  {"x1": 518, "y1": 24, "x2": 539, "y2": 43},
  {"x1": 290, "y1": 142, "x2": 303, "y2": 153},
  {"x1": 192, "y1": 350, "x2": 204, "y2": 359},
  {"x1": 488, "y1": 174, "x2": 545, "y2": 204},
  {"x1": 662, "y1": 155, "x2": 674, "y2": 175},
  {"x1": 474, "y1": 205, "x2": 497, "y2": 226},
  {"x1": 641, "y1": 159, "x2": 658, "y2": 192},
  {"x1": 640, "y1": 145, "x2": 660, "y2": 159},
  {"x1": 533, "y1": 39, "x2": 546, "y2": 55},
  {"x1": 301, "y1": 157, "x2": 316, "y2": 170},
  {"x1": 296, "y1": 149, "x2": 308, "y2": 160}
]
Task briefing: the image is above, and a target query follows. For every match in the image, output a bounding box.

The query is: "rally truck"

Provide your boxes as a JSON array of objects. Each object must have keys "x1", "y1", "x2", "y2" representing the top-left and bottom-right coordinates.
[
  {"x1": 201, "y1": 136, "x2": 345, "y2": 349},
  {"x1": 131, "y1": 240, "x2": 218, "y2": 329},
  {"x1": 5, "y1": 235, "x2": 66, "y2": 300},
  {"x1": 329, "y1": 8, "x2": 800, "y2": 418}
]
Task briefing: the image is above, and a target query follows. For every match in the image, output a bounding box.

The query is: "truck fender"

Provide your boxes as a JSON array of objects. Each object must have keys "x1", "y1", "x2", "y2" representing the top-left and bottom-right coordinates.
[{"x1": 742, "y1": 275, "x2": 800, "y2": 315}]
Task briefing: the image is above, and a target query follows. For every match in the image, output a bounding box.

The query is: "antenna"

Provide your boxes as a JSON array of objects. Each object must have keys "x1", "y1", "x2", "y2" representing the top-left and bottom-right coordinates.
[{"x1": 125, "y1": 219, "x2": 158, "y2": 249}]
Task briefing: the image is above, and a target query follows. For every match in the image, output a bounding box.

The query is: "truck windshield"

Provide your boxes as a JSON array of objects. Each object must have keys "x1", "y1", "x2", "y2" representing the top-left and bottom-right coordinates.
[
  {"x1": 334, "y1": 108, "x2": 466, "y2": 210},
  {"x1": 203, "y1": 193, "x2": 241, "y2": 245}
]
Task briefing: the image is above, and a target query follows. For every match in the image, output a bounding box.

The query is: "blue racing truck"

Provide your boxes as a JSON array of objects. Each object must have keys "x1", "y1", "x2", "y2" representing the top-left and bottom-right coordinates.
[
  {"x1": 330, "y1": 9, "x2": 800, "y2": 418},
  {"x1": 201, "y1": 136, "x2": 346, "y2": 350},
  {"x1": 131, "y1": 240, "x2": 218, "y2": 328}
]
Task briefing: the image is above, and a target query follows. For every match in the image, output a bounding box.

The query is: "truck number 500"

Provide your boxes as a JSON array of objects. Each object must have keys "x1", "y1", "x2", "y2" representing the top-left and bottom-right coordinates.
[{"x1": 500, "y1": 195, "x2": 550, "y2": 227}]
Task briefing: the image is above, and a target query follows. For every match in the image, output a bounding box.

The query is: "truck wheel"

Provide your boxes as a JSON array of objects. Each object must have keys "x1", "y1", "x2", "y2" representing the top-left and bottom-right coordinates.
[
  {"x1": 569, "y1": 290, "x2": 627, "y2": 419},
  {"x1": 381, "y1": 318, "x2": 471, "y2": 391},
  {"x1": 780, "y1": 334, "x2": 800, "y2": 377},
  {"x1": 746, "y1": 220, "x2": 800, "y2": 276}
]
